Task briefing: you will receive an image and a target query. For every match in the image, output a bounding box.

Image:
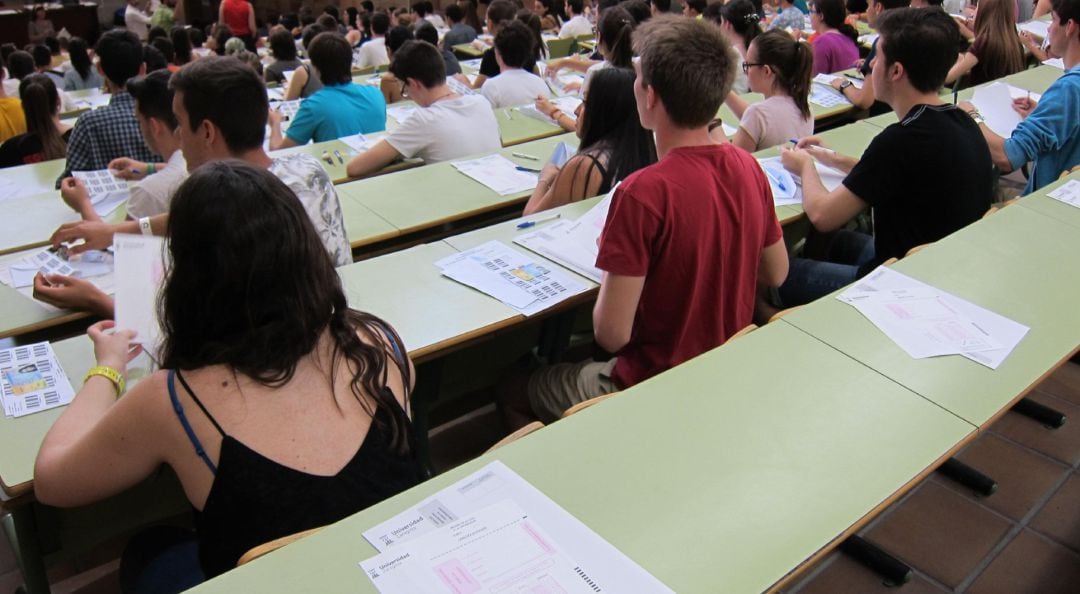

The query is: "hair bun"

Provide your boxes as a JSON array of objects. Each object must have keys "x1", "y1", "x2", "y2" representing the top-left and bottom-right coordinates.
[{"x1": 745, "y1": 12, "x2": 761, "y2": 24}]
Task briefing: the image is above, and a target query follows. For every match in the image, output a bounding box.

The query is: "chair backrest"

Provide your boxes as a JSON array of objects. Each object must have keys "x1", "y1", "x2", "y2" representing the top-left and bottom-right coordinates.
[
  {"x1": 547, "y1": 37, "x2": 576, "y2": 59},
  {"x1": 1062, "y1": 163, "x2": 1080, "y2": 179},
  {"x1": 904, "y1": 244, "x2": 930, "y2": 258},
  {"x1": 487, "y1": 420, "x2": 544, "y2": 452},
  {"x1": 237, "y1": 526, "x2": 326, "y2": 566},
  {"x1": 728, "y1": 323, "x2": 758, "y2": 341},
  {"x1": 560, "y1": 391, "x2": 621, "y2": 419},
  {"x1": 768, "y1": 306, "x2": 803, "y2": 324}
]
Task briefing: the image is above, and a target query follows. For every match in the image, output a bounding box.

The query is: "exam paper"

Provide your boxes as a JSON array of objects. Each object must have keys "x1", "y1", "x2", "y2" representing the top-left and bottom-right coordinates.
[
  {"x1": 72, "y1": 169, "x2": 130, "y2": 218},
  {"x1": 1018, "y1": 19, "x2": 1050, "y2": 38},
  {"x1": 969, "y1": 82, "x2": 1040, "y2": 137},
  {"x1": 452, "y1": 154, "x2": 538, "y2": 195},
  {"x1": 514, "y1": 184, "x2": 616, "y2": 283},
  {"x1": 812, "y1": 73, "x2": 863, "y2": 90},
  {"x1": 113, "y1": 234, "x2": 166, "y2": 353},
  {"x1": 436, "y1": 240, "x2": 588, "y2": 316},
  {"x1": 340, "y1": 132, "x2": 387, "y2": 155},
  {"x1": 1043, "y1": 57, "x2": 1065, "y2": 69},
  {"x1": 445, "y1": 76, "x2": 477, "y2": 96},
  {"x1": 757, "y1": 157, "x2": 800, "y2": 206},
  {"x1": 386, "y1": 105, "x2": 418, "y2": 124},
  {"x1": 809, "y1": 83, "x2": 852, "y2": 108},
  {"x1": 1046, "y1": 179, "x2": 1080, "y2": 208},
  {"x1": 361, "y1": 461, "x2": 673, "y2": 593},
  {"x1": 839, "y1": 266, "x2": 1029, "y2": 368},
  {"x1": 0, "y1": 342, "x2": 75, "y2": 417},
  {"x1": 516, "y1": 96, "x2": 582, "y2": 125}
]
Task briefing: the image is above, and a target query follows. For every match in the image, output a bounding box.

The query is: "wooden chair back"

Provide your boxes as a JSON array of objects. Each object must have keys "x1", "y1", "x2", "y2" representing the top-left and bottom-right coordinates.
[
  {"x1": 487, "y1": 421, "x2": 545, "y2": 452},
  {"x1": 237, "y1": 526, "x2": 326, "y2": 566},
  {"x1": 560, "y1": 391, "x2": 621, "y2": 419}
]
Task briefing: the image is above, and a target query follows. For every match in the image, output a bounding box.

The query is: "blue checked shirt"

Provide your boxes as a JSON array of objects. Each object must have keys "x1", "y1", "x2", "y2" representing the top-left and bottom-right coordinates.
[{"x1": 57, "y1": 92, "x2": 159, "y2": 187}]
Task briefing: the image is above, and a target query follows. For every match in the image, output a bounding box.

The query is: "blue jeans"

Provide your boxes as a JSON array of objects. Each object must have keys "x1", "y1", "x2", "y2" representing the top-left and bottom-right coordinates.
[
  {"x1": 120, "y1": 526, "x2": 205, "y2": 594},
  {"x1": 777, "y1": 230, "x2": 876, "y2": 308}
]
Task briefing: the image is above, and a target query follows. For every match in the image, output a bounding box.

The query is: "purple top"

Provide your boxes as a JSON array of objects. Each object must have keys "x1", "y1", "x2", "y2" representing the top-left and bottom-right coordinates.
[{"x1": 812, "y1": 31, "x2": 860, "y2": 76}]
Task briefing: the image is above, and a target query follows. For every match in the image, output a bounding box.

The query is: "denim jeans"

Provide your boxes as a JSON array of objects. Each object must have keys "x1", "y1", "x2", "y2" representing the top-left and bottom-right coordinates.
[
  {"x1": 120, "y1": 526, "x2": 205, "y2": 594},
  {"x1": 777, "y1": 230, "x2": 876, "y2": 308}
]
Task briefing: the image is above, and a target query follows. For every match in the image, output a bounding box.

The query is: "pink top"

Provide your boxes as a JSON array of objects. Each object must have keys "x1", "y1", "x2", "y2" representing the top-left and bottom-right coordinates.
[
  {"x1": 221, "y1": 0, "x2": 252, "y2": 36},
  {"x1": 812, "y1": 31, "x2": 860, "y2": 76}
]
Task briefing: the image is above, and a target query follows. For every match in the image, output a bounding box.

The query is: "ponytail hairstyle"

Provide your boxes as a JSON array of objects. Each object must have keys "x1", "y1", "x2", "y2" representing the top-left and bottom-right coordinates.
[
  {"x1": 815, "y1": 0, "x2": 859, "y2": 43},
  {"x1": 515, "y1": 9, "x2": 548, "y2": 60},
  {"x1": 752, "y1": 29, "x2": 813, "y2": 119},
  {"x1": 18, "y1": 74, "x2": 66, "y2": 161},
  {"x1": 597, "y1": 5, "x2": 634, "y2": 67},
  {"x1": 719, "y1": 0, "x2": 762, "y2": 51},
  {"x1": 171, "y1": 26, "x2": 193, "y2": 65},
  {"x1": 68, "y1": 37, "x2": 92, "y2": 80}
]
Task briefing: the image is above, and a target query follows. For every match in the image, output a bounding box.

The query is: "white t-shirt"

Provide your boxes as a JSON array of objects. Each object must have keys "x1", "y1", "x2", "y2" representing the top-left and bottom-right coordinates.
[
  {"x1": 125, "y1": 5, "x2": 152, "y2": 41},
  {"x1": 581, "y1": 60, "x2": 610, "y2": 96},
  {"x1": 269, "y1": 153, "x2": 353, "y2": 268},
  {"x1": 127, "y1": 149, "x2": 187, "y2": 219},
  {"x1": 355, "y1": 37, "x2": 390, "y2": 70},
  {"x1": 424, "y1": 14, "x2": 447, "y2": 28},
  {"x1": 386, "y1": 94, "x2": 501, "y2": 163},
  {"x1": 558, "y1": 15, "x2": 592, "y2": 39},
  {"x1": 481, "y1": 69, "x2": 551, "y2": 109}
]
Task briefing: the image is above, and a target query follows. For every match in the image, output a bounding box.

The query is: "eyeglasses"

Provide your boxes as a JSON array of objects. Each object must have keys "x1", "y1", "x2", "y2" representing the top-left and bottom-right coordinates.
[{"x1": 742, "y1": 62, "x2": 766, "y2": 74}]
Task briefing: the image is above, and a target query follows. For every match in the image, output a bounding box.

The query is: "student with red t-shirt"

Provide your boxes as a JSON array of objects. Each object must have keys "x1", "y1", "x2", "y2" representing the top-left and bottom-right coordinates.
[{"x1": 499, "y1": 15, "x2": 789, "y2": 427}]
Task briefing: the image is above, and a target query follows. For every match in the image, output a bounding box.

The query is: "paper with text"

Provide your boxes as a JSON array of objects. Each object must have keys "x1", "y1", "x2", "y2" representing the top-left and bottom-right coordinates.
[
  {"x1": 452, "y1": 155, "x2": 538, "y2": 195},
  {"x1": 0, "y1": 342, "x2": 75, "y2": 417},
  {"x1": 113, "y1": 234, "x2": 166, "y2": 354},
  {"x1": 72, "y1": 169, "x2": 129, "y2": 217},
  {"x1": 514, "y1": 184, "x2": 616, "y2": 283},
  {"x1": 361, "y1": 461, "x2": 673, "y2": 593},
  {"x1": 839, "y1": 266, "x2": 1029, "y2": 368},
  {"x1": 1017, "y1": 19, "x2": 1050, "y2": 38},
  {"x1": 809, "y1": 83, "x2": 852, "y2": 108},
  {"x1": 1046, "y1": 179, "x2": 1080, "y2": 208}
]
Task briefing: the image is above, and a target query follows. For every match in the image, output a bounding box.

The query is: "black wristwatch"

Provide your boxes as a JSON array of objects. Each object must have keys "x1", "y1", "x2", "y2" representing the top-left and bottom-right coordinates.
[{"x1": 839, "y1": 80, "x2": 854, "y2": 92}]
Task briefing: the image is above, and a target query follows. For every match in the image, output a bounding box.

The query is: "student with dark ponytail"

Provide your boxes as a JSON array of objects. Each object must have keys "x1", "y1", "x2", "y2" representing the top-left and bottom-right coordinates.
[
  {"x1": 808, "y1": 0, "x2": 859, "y2": 74},
  {"x1": 706, "y1": 0, "x2": 762, "y2": 93},
  {"x1": 718, "y1": 29, "x2": 813, "y2": 151},
  {"x1": 0, "y1": 73, "x2": 69, "y2": 166},
  {"x1": 61, "y1": 37, "x2": 103, "y2": 91}
]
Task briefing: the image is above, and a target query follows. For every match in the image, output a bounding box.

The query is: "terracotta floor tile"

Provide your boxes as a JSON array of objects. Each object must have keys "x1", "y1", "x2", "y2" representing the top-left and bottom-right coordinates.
[
  {"x1": 967, "y1": 529, "x2": 1080, "y2": 594},
  {"x1": 991, "y1": 392, "x2": 1080, "y2": 467},
  {"x1": 1034, "y1": 362, "x2": 1080, "y2": 407},
  {"x1": 1030, "y1": 472, "x2": 1080, "y2": 554},
  {"x1": 788, "y1": 551, "x2": 948, "y2": 594},
  {"x1": 864, "y1": 482, "x2": 1012, "y2": 588},
  {"x1": 944, "y1": 433, "x2": 1069, "y2": 521}
]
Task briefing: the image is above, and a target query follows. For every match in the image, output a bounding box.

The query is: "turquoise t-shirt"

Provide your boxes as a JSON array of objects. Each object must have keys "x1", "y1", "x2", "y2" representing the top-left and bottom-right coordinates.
[{"x1": 285, "y1": 83, "x2": 386, "y2": 144}]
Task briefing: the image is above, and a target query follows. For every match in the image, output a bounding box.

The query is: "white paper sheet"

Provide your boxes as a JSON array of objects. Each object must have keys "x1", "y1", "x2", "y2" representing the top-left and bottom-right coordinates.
[
  {"x1": 809, "y1": 83, "x2": 852, "y2": 108},
  {"x1": 970, "y1": 82, "x2": 1040, "y2": 137},
  {"x1": 839, "y1": 266, "x2": 1029, "y2": 368},
  {"x1": 547, "y1": 141, "x2": 578, "y2": 168},
  {"x1": 1046, "y1": 179, "x2": 1080, "y2": 208},
  {"x1": 0, "y1": 342, "x2": 75, "y2": 417},
  {"x1": 445, "y1": 76, "x2": 477, "y2": 96},
  {"x1": 340, "y1": 132, "x2": 387, "y2": 155},
  {"x1": 514, "y1": 185, "x2": 616, "y2": 283},
  {"x1": 812, "y1": 73, "x2": 863, "y2": 90},
  {"x1": 361, "y1": 461, "x2": 673, "y2": 593},
  {"x1": 113, "y1": 234, "x2": 166, "y2": 352},
  {"x1": 386, "y1": 104, "x2": 418, "y2": 124},
  {"x1": 757, "y1": 157, "x2": 800, "y2": 206},
  {"x1": 1017, "y1": 19, "x2": 1050, "y2": 38},
  {"x1": 72, "y1": 169, "x2": 130, "y2": 217},
  {"x1": 1043, "y1": 57, "x2": 1065, "y2": 69},
  {"x1": 452, "y1": 154, "x2": 538, "y2": 196},
  {"x1": 436, "y1": 240, "x2": 588, "y2": 316}
]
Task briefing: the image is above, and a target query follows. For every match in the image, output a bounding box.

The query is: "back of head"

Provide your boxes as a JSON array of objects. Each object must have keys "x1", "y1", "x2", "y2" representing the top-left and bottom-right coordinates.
[
  {"x1": 170, "y1": 56, "x2": 268, "y2": 153},
  {"x1": 719, "y1": 0, "x2": 763, "y2": 49},
  {"x1": 580, "y1": 67, "x2": 657, "y2": 182},
  {"x1": 212, "y1": 24, "x2": 233, "y2": 55},
  {"x1": 494, "y1": 19, "x2": 534, "y2": 68},
  {"x1": 753, "y1": 29, "x2": 813, "y2": 118},
  {"x1": 446, "y1": 3, "x2": 464, "y2": 22},
  {"x1": 224, "y1": 36, "x2": 246, "y2": 56},
  {"x1": 323, "y1": 5, "x2": 341, "y2": 21},
  {"x1": 308, "y1": 32, "x2": 353, "y2": 85},
  {"x1": 269, "y1": 28, "x2": 297, "y2": 61},
  {"x1": 973, "y1": 0, "x2": 1024, "y2": 76},
  {"x1": 413, "y1": 1, "x2": 430, "y2": 16},
  {"x1": 187, "y1": 27, "x2": 206, "y2": 47},
  {"x1": 301, "y1": 23, "x2": 325, "y2": 50},
  {"x1": 31, "y1": 44, "x2": 51, "y2": 68},
  {"x1": 44, "y1": 36, "x2": 60, "y2": 55},
  {"x1": 633, "y1": 14, "x2": 736, "y2": 128},
  {"x1": 876, "y1": 7, "x2": 961, "y2": 93},
  {"x1": 622, "y1": 0, "x2": 652, "y2": 24},
  {"x1": 7, "y1": 51, "x2": 36, "y2": 80},
  {"x1": 651, "y1": 0, "x2": 672, "y2": 13},
  {"x1": 387, "y1": 25, "x2": 414, "y2": 54},
  {"x1": 598, "y1": 6, "x2": 636, "y2": 67},
  {"x1": 875, "y1": 0, "x2": 911, "y2": 9},
  {"x1": 515, "y1": 10, "x2": 546, "y2": 59},
  {"x1": 486, "y1": 0, "x2": 518, "y2": 26},
  {"x1": 128, "y1": 68, "x2": 178, "y2": 129},
  {"x1": 143, "y1": 44, "x2": 168, "y2": 72},
  {"x1": 414, "y1": 21, "x2": 439, "y2": 45},
  {"x1": 1, "y1": 43, "x2": 16, "y2": 66},
  {"x1": 18, "y1": 73, "x2": 66, "y2": 160},
  {"x1": 390, "y1": 39, "x2": 446, "y2": 87},
  {"x1": 67, "y1": 37, "x2": 92, "y2": 78},
  {"x1": 815, "y1": 0, "x2": 860, "y2": 42},
  {"x1": 362, "y1": 0, "x2": 376, "y2": 13},
  {"x1": 371, "y1": 12, "x2": 391, "y2": 34},
  {"x1": 151, "y1": 37, "x2": 176, "y2": 64},
  {"x1": 567, "y1": 0, "x2": 585, "y2": 15},
  {"x1": 1051, "y1": 0, "x2": 1080, "y2": 27},
  {"x1": 149, "y1": 26, "x2": 168, "y2": 43},
  {"x1": 686, "y1": 0, "x2": 706, "y2": 13},
  {"x1": 170, "y1": 27, "x2": 193, "y2": 65},
  {"x1": 316, "y1": 13, "x2": 339, "y2": 31}
]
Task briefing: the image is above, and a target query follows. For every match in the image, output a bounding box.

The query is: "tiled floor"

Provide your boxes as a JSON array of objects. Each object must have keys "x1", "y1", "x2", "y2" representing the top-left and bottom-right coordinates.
[
  {"x1": 788, "y1": 361, "x2": 1080, "y2": 594},
  {"x1": 2, "y1": 362, "x2": 1079, "y2": 593}
]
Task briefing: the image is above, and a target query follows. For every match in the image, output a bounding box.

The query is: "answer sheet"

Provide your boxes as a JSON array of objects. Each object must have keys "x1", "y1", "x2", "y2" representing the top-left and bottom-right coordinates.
[
  {"x1": 1046, "y1": 179, "x2": 1080, "y2": 208},
  {"x1": 514, "y1": 184, "x2": 616, "y2": 283},
  {"x1": 452, "y1": 155, "x2": 538, "y2": 196},
  {"x1": 839, "y1": 266, "x2": 1029, "y2": 369},
  {"x1": 970, "y1": 82, "x2": 1041, "y2": 138},
  {"x1": 0, "y1": 342, "x2": 75, "y2": 417},
  {"x1": 72, "y1": 169, "x2": 130, "y2": 217},
  {"x1": 360, "y1": 461, "x2": 673, "y2": 593},
  {"x1": 113, "y1": 234, "x2": 166, "y2": 354},
  {"x1": 809, "y1": 83, "x2": 852, "y2": 108}
]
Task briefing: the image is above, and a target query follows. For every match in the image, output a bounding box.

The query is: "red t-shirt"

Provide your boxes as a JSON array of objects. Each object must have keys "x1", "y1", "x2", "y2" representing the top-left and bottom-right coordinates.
[
  {"x1": 595, "y1": 143, "x2": 783, "y2": 388},
  {"x1": 222, "y1": 0, "x2": 252, "y2": 36}
]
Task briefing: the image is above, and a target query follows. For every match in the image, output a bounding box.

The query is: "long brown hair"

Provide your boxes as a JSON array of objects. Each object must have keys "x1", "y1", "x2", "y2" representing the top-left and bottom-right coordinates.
[
  {"x1": 18, "y1": 74, "x2": 66, "y2": 161},
  {"x1": 159, "y1": 161, "x2": 414, "y2": 453},
  {"x1": 752, "y1": 29, "x2": 813, "y2": 119},
  {"x1": 972, "y1": 0, "x2": 1024, "y2": 81}
]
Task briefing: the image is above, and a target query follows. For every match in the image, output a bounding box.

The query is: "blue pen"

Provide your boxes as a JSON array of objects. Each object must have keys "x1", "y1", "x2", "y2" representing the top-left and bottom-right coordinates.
[
  {"x1": 516, "y1": 166, "x2": 541, "y2": 173},
  {"x1": 516, "y1": 214, "x2": 561, "y2": 229}
]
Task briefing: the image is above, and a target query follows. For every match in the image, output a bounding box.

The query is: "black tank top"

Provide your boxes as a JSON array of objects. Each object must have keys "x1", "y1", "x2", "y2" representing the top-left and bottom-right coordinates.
[{"x1": 167, "y1": 369, "x2": 424, "y2": 577}]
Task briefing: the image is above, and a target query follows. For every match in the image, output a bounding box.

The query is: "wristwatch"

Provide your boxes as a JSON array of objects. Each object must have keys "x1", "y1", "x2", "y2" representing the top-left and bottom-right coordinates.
[
  {"x1": 966, "y1": 109, "x2": 985, "y2": 125},
  {"x1": 839, "y1": 80, "x2": 854, "y2": 92}
]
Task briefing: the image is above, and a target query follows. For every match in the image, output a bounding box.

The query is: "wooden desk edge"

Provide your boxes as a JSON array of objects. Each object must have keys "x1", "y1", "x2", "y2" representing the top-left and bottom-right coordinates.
[{"x1": 0, "y1": 310, "x2": 91, "y2": 340}]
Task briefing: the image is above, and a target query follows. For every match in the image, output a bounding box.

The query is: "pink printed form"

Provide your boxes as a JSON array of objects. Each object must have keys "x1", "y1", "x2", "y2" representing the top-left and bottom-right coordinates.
[
  {"x1": 522, "y1": 522, "x2": 555, "y2": 555},
  {"x1": 434, "y1": 559, "x2": 482, "y2": 594}
]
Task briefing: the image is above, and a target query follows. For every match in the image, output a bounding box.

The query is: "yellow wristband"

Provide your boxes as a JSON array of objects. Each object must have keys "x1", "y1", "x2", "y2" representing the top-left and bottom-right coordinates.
[{"x1": 84, "y1": 365, "x2": 125, "y2": 397}]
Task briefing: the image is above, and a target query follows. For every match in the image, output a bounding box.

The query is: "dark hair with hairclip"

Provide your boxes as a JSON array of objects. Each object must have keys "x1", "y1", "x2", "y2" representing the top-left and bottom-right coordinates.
[{"x1": 598, "y1": 6, "x2": 635, "y2": 67}]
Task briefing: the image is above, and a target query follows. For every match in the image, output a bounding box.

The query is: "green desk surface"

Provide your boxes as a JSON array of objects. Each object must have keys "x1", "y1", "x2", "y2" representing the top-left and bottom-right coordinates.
[
  {"x1": 1000, "y1": 65, "x2": 1063, "y2": 94},
  {"x1": 338, "y1": 241, "x2": 520, "y2": 360},
  {"x1": 0, "y1": 275, "x2": 89, "y2": 340},
  {"x1": 271, "y1": 139, "x2": 354, "y2": 184},
  {"x1": 337, "y1": 134, "x2": 577, "y2": 235},
  {"x1": 495, "y1": 107, "x2": 564, "y2": 147},
  {"x1": 862, "y1": 110, "x2": 898, "y2": 129},
  {"x1": 782, "y1": 204, "x2": 1080, "y2": 427},
  {"x1": 1015, "y1": 172, "x2": 1080, "y2": 228},
  {"x1": 0, "y1": 184, "x2": 128, "y2": 256},
  {"x1": 187, "y1": 323, "x2": 973, "y2": 594}
]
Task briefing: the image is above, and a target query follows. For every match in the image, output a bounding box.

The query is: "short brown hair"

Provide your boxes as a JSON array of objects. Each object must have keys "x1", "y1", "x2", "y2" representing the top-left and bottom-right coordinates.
[{"x1": 632, "y1": 15, "x2": 735, "y2": 128}]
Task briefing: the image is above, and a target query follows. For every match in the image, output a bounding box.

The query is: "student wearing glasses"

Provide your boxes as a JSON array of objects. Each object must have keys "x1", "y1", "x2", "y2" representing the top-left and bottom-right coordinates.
[{"x1": 718, "y1": 29, "x2": 814, "y2": 151}]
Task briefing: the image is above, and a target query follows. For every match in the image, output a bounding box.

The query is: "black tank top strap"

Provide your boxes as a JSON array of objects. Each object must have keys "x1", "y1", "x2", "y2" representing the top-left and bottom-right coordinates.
[{"x1": 570, "y1": 151, "x2": 611, "y2": 201}]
